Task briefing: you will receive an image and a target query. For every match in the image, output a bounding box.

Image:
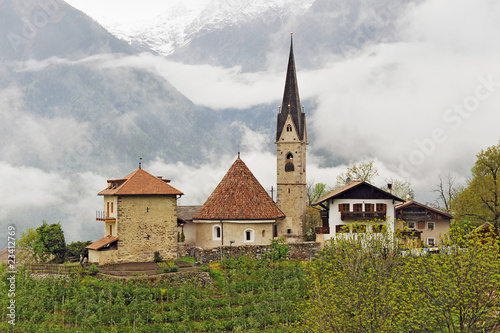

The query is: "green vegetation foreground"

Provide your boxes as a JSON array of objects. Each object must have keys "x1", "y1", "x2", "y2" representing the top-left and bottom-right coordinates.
[
  {"x1": 0, "y1": 259, "x2": 306, "y2": 332},
  {"x1": 3, "y1": 225, "x2": 500, "y2": 332}
]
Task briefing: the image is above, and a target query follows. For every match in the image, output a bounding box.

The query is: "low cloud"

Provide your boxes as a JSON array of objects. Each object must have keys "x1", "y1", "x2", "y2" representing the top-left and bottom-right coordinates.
[{"x1": 0, "y1": 162, "x2": 104, "y2": 243}]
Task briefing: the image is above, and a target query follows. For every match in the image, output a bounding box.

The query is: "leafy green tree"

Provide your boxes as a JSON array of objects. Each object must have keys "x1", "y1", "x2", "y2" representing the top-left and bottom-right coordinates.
[
  {"x1": 297, "y1": 223, "x2": 411, "y2": 332},
  {"x1": 16, "y1": 228, "x2": 38, "y2": 263},
  {"x1": 381, "y1": 177, "x2": 413, "y2": 200},
  {"x1": 296, "y1": 221, "x2": 500, "y2": 332},
  {"x1": 33, "y1": 220, "x2": 66, "y2": 263},
  {"x1": 453, "y1": 141, "x2": 500, "y2": 229},
  {"x1": 335, "y1": 160, "x2": 378, "y2": 188},
  {"x1": 306, "y1": 181, "x2": 334, "y2": 240},
  {"x1": 66, "y1": 241, "x2": 92, "y2": 259},
  {"x1": 17, "y1": 228, "x2": 37, "y2": 250}
]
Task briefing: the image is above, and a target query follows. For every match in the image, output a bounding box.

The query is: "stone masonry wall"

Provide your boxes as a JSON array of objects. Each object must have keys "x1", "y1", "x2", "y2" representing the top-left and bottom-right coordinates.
[
  {"x1": 178, "y1": 242, "x2": 321, "y2": 263},
  {"x1": 116, "y1": 195, "x2": 177, "y2": 262},
  {"x1": 276, "y1": 140, "x2": 307, "y2": 241}
]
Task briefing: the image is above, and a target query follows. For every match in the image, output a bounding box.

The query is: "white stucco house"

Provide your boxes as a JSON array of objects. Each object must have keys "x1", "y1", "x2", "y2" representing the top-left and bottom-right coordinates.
[{"x1": 312, "y1": 181, "x2": 405, "y2": 244}]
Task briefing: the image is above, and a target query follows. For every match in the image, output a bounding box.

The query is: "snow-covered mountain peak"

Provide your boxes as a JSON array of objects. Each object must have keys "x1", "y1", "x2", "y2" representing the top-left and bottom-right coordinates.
[{"x1": 102, "y1": 0, "x2": 314, "y2": 56}]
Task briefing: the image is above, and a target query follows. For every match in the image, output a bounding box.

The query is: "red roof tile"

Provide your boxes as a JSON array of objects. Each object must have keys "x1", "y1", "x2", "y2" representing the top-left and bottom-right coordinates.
[
  {"x1": 98, "y1": 168, "x2": 183, "y2": 196},
  {"x1": 193, "y1": 158, "x2": 285, "y2": 220},
  {"x1": 86, "y1": 235, "x2": 119, "y2": 250}
]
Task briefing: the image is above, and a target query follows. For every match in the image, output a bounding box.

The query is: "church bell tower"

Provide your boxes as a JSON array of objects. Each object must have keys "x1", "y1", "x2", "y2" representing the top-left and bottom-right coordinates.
[{"x1": 275, "y1": 34, "x2": 307, "y2": 242}]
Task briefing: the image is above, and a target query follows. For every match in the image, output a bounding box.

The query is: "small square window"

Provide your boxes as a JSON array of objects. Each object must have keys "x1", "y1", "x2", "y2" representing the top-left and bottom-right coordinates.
[
  {"x1": 427, "y1": 222, "x2": 435, "y2": 230},
  {"x1": 339, "y1": 204, "x2": 350, "y2": 212},
  {"x1": 287, "y1": 229, "x2": 292, "y2": 234},
  {"x1": 335, "y1": 225, "x2": 349, "y2": 233},
  {"x1": 427, "y1": 238, "x2": 435, "y2": 246},
  {"x1": 407, "y1": 222, "x2": 415, "y2": 229}
]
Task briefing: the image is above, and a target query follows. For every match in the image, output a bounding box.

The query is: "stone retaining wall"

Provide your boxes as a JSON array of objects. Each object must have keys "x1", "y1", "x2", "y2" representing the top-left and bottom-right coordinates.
[{"x1": 178, "y1": 242, "x2": 320, "y2": 263}]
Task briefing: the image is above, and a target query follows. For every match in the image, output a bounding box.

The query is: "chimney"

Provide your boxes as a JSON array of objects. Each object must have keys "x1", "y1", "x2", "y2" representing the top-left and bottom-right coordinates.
[{"x1": 387, "y1": 183, "x2": 393, "y2": 194}]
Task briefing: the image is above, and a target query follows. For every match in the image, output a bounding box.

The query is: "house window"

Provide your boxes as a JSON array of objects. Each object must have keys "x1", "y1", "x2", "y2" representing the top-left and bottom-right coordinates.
[
  {"x1": 354, "y1": 204, "x2": 363, "y2": 212},
  {"x1": 365, "y1": 204, "x2": 373, "y2": 212},
  {"x1": 352, "y1": 224, "x2": 366, "y2": 233},
  {"x1": 244, "y1": 229, "x2": 254, "y2": 242},
  {"x1": 427, "y1": 238, "x2": 436, "y2": 246},
  {"x1": 418, "y1": 221, "x2": 426, "y2": 229},
  {"x1": 339, "y1": 203, "x2": 350, "y2": 212},
  {"x1": 407, "y1": 222, "x2": 415, "y2": 229},
  {"x1": 287, "y1": 152, "x2": 293, "y2": 160},
  {"x1": 335, "y1": 225, "x2": 349, "y2": 233},
  {"x1": 111, "y1": 202, "x2": 114, "y2": 214},
  {"x1": 287, "y1": 229, "x2": 292, "y2": 234},
  {"x1": 427, "y1": 222, "x2": 435, "y2": 230},
  {"x1": 107, "y1": 202, "x2": 110, "y2": 217},
  {"x1": 262, "y1": 230, "x2": 265, "y2": 238},
  {"x1": 286, "y1": 124, "x2": 292, "y2": 132},
  {"x1": 372, "y1": 224, "x2": 386, "y2": 233},
  {"x1": 376, "y1": 203, "x2": 386, "y2": 212},
  {"x1": 213, "y1": 225, "x2": 221, "y2": 240},
  {"x1": 273, "y1": 225, "x2": 278, "y2": 238},
  {"x1": 109, "y1": 225, "x2": 112, "y2": 236}
]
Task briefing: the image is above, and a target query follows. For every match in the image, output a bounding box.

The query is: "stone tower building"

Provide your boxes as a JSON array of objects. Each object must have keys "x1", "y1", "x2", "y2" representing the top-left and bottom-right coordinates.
[
  {"x1": 87, "y1": 167, "x2": 183, "y2": 264},
  {"x1": 275, "y1": 35, "x2": 307, "y2": 242}
]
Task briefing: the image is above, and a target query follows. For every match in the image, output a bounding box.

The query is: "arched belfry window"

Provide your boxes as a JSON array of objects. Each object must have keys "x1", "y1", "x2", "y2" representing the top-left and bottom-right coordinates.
[
  {"x1": 285, "y1": 152, "x2": 294, "y2": 172},
  {"x1": 286, "y1": 124, "x2": 292, "y2": 132}
]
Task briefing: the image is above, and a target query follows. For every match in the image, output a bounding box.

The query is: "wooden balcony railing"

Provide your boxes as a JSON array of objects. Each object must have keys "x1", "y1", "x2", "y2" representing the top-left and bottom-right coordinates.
[
  {"x1": 96, "y1": 211, "x2": 116, "y2": 222},
  {"x1": 341, "y1": 212, "x2": 386, "y2": 221},
  {"x1": 315, "y1": 226, "x2": 330, "y2": 234}
]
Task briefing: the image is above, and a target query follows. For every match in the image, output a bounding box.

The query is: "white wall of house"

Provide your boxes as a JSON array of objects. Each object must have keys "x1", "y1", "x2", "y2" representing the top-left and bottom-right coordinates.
[
  {"x1": 103, "y1": 196, "x2": 118, "y2": 219},
  {"x1": 324, "y1": 198, "x2": 397, "y2": 242}
]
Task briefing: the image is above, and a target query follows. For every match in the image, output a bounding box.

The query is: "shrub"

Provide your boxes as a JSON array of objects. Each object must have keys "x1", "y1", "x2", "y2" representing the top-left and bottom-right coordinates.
[
  {"x1": 154, "y1": 251, "x2": 163, "y2": 263},
  {"x1": 87, "y1": 264, "x2": 100, "y2": 275},
  {"x1": 265, "y1": 237, "x2": 289, "y2": 261}
]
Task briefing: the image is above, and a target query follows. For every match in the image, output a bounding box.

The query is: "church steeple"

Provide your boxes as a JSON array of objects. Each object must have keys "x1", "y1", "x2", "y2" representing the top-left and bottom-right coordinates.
[
  {"x1": 275, "y1": 34, "x2": 307, "y2": 242},
  {"x1": 276, "y1": 34, "x2": 306, "y2": 142}
]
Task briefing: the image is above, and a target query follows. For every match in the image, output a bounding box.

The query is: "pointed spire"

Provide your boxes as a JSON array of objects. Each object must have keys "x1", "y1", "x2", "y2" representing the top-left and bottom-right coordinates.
[{"x1": 276, "y1": 34, "x2": 305, "y2": 141}]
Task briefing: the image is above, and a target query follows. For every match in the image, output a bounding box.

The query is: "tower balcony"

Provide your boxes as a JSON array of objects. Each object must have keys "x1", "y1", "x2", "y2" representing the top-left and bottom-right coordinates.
[
  {"x1": 341, "y1": 212, "x2": 386, "y2": 221},
  {"x1": 96, "y1": 211, "x2": 116, "y2": 222}
]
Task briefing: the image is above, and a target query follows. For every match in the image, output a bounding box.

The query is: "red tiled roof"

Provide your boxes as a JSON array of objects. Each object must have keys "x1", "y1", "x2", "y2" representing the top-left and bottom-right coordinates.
[
  {"x1": 86, "y1": 235, "x2": 119, "y2": 250},
  {"x1": 312, "y1": 180, "x2": 405, "y2": 206},
  {"x1": 98, "y1": 168, "x2": 183, "y2": 196},
  {"x1": 395, "y1": 200, "x2": 453, "y2": 219},
  {"x1": 193, "y1": 158, "x2": 285, "y2": 221}
]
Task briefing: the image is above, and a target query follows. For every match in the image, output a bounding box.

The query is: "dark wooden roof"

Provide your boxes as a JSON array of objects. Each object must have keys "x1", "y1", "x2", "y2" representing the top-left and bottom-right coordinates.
[
  {"x1": 276, "y1": 35, "x2": 305, "y2": 142},
  {"x1": 193, "y1": 158, "x2": 285, "y2": 221},
  {"x1": 395, "y1": 200, "x2": 453, "y2": 219},
  {"x1": 177, "y1": 205, "x2": 202, "y2": 224},
  {"x1": 313, "y1": 181, "x2": 405, "y2": 206}
]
